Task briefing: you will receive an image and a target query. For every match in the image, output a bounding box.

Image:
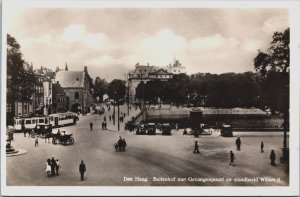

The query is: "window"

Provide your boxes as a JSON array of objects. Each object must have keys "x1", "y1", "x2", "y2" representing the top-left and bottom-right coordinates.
[
  {"x1": 6, "y1": 103, "x2": 12, "y2": 112},
  {"x1": 75, "y1": 92, "x2": 79, "y2": 99},
  {"x1": 25, "y1": 120, "x2": 31, "y2": 124}
]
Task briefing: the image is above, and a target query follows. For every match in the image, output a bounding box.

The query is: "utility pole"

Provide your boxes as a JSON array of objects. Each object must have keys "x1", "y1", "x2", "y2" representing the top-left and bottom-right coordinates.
[
  {"x1": 118, "y1": 98, "x2": 120, "y2": 131},
  {"x1": 125, "y1": 73, "x2": 130, "y2": 116},
  {"x1": 113, "y1": 91, "x2": 116, "y2": 125}
]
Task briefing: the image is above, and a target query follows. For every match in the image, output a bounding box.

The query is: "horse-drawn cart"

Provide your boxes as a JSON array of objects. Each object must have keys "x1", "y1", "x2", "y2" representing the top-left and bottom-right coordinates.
[{"x1": 52, "y1": 131, "x2": 74, "y2": 145}]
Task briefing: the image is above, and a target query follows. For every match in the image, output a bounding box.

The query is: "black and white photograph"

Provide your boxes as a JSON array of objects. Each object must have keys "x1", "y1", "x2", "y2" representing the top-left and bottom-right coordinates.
[{"x1": 1, "y1": 0, "x2": 299, "y2": 196}]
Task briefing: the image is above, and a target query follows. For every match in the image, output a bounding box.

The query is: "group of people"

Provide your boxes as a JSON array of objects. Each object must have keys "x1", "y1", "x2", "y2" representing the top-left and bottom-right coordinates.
[
  {"x1": 193, "y1": 136, "x2": 277, "y2": 167},
  {"x1": 230, "y1": 137, "x2": 276, "y2": 166},
  {"x1": 114, "y1": 136, "x2": 127, "y2": 152},
  {"x1": 45, "y1": 156, "x2": 61, "y2": 177}
]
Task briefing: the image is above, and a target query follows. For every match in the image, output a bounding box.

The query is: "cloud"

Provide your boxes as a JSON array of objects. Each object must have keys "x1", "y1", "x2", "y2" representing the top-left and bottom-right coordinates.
[
  {"x1": 7, "y1": 8, "x2": 288, "y2": 82},
  {"x1": 263, "y1": 14, "x2": 289, "y2": 33}
]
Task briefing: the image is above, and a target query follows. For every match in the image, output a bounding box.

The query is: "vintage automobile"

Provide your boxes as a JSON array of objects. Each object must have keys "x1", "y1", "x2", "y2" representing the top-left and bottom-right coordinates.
[
  {"x1": 136, "y1": 124, "x2": 147, "y2": 135},
  {"x1": 162, "y1": 123, "x2": 172, "y2": 135},
  {"x1": 31, "y1": 123, "x2": 52, "y2": 138},
  {"x1": 220, "y1": 124, "x2": 233, "y2": 137},
  {"x1": 52, "y1": 131, "x2": 74, "y2": 145},
  {"x1": 146, "y1": 123, "x2": 156, "y2": 135}
]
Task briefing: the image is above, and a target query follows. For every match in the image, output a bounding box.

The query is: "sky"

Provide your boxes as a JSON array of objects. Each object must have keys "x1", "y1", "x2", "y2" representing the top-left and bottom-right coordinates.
[{"x1": 6, "y1": 8, "x2": 288, "y2": 81}]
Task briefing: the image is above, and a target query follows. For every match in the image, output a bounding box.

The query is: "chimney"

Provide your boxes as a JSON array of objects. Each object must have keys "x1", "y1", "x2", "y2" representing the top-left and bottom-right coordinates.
[{"x1": 84, "y1": 66, "x2": 88, "y2": 73}]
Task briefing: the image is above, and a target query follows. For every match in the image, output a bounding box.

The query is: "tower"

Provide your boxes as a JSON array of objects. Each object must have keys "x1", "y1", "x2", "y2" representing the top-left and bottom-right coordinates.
[{"x1": 65, "y1": 62, "x2": 68, "y2": 71}]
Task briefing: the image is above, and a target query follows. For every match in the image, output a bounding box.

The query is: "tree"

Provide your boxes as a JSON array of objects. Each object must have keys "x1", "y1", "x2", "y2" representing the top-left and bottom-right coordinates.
[
  {"x1": 254, "y1": 28, "x2": 289, "y2": 161},
  {"x1": 93, "y1": 77, "x2": 108, "y2": 102},
  {"x1": 107, "y1": 79, "x2": 126, "y2": 103},
  {"x1": 7, "y1": 34, "x2": 36, "y2": 124}
]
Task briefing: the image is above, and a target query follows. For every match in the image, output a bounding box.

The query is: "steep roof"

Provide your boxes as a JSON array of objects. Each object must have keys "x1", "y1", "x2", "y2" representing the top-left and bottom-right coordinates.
[{"x1": 55, "y1": 71, "x2": 85, "y2": 88}]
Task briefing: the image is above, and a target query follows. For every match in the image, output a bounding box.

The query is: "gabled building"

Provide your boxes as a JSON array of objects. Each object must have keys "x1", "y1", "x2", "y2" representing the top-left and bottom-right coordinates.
[{"x1": 55, "y1": 66, "x2": 93, "y2": 113}]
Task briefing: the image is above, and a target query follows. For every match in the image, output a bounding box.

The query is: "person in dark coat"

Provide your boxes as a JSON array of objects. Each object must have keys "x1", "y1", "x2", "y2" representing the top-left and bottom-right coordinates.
[
  {"x1": 101, "y1": 122, "x2": 104, "y2": 130},
  {"x1": 270, "y1": 150, "x2": 276, "y2": 166},
  {"x1": 183, "y1": 129, "x2": 187, "y2": 135},
  {"x1": 50, "y1": 156, "x2": 57, "y2": 176},
  {"x1": 229, "y1": 150, "x2": 235, "y2": 166},
  {"x1": 90, "y1": 122, "x2": 93, "y2": 131},
  {"x1": 56, "y1": 159, "x2": 61, "y2": 176},
  {"x1": 79, "y1": 160, "x2": 86, "y2": 181},
  {"x1": 236, "y1": 137, "x2": 241, "y2": 151},
  {"x1": 261, "y1": 141, "x2": 264, "y2": 153},
  {"x1": 104, "y1": 121, "x2": 107, "y2": 130},
  {"x1": 193, "y1": 140, "x2": 200, "y2": 153},
  {"x1": 122, "y1": 139, "x2": 127, "y2": 151},
  {"x1": 117, "y1": 137, "x2": 123, "y2": 152}
]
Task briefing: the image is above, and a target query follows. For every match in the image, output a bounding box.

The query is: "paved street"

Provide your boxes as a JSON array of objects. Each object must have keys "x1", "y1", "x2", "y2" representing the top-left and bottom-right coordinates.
[{"x1": 6, "y1": 106, "x2": 289, "y2": 186}]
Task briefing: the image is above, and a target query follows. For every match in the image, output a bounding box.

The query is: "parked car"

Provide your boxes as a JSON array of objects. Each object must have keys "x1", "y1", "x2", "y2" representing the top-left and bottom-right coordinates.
[
  {"x1": 162, "y1": 123, "x2": 172, "y2": 135},
  {"x1": 146, "y1": 123, "x2": 156, "y2": 135},
  {"x1": 136, "y1": 124, "x2": 147, "y2": 135},
  {"x1": 220, "y1": 124, "x2": 233, "y2": 137}
]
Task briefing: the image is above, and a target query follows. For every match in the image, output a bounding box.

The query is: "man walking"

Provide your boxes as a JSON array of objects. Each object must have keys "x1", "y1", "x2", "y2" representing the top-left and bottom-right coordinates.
[
  {"x1": 270, "y1": 150, "x2": 276, "y2": 166},
  {"x1": 236, "y1": 137, "x2": 241, "y2": 151},
  {"x1": 229, "y1": 150, "x2": 235, "y2": 166},
  {"x1": 90, "y1": 122, "x2": 93, "y2": 131},
  {"x1": 79, "y1": 160, "x2": 86, "y2": 181},
  {"x1": 50, "y1": 156, "x2": 57, "y2": 176},
  {"x1": 193, "y1": 140, "x2": 200, "y2": 153},
  {"x1": 261, "y1": 141, "x2": 264, "y2": 153},
  {"x1": 56, "y1": 159, "x2": 61, "y2": 176},
  {"x1": 34, "y1": 136, "x2": 39, "y2": 147}
]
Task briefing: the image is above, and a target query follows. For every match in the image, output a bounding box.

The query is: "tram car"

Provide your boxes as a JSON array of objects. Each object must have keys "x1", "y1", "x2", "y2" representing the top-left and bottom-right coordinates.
[
  {"x1": 13, "y1": 112, "x2": 78, "y2": 132},
  {"x1": 49, "y1": 112, "x2": 77, "y2": 127},
  {"x1": 14, "y1": 116, "x2": 50, "y2": 132}
]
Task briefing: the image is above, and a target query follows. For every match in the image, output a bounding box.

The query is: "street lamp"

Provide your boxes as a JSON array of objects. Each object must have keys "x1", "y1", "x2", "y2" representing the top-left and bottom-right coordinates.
[
  {"x1": 113, "y1": 91, "x2": 116, "y2": 126},
  {"x1": 124, "y1": 73, "x2": 130, "y2": 116}
]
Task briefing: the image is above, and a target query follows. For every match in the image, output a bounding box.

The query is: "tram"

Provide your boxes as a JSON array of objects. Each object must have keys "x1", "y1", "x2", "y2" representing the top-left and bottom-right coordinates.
[
  {"x1": 13, "y1": 112, "x2": 78, "y2": 132},
  {"x1": 14, "y1": 116, "x2": 50, "y2": 132},
  {"x1": 49, "y1": 112, "x2": 77, "y2": 127}
]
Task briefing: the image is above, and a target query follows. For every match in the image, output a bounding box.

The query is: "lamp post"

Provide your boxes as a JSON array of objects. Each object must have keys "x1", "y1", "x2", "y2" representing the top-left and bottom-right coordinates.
[
  {"x1": 113, "y1": 91, "x2": 116, "y2": 126},
  {"x1": 124, "y1": 73, "x2": 130, "y2": 116},
  {"x1": 140, "y1": 70, "x2": 145, "y2": 122}
]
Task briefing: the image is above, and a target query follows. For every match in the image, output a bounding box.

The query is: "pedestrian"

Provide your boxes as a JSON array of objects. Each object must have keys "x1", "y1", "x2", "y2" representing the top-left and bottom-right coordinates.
[
  {"x1": 117, "y1": 137, "x2": 123, "y2": 152},
  {"x1": 122, "y1": 139, "x2": 127, "y2": 151},
  {"x1": 56, "y1": 159, "x2": 61, "y2": 176},
  {"x1": 104, "y1": 116, "x2": 106, "y2": 122},
  {"x1": 270, "y1": 150, "x2": 276, "y2": 166},
  {"x1": 23, "y1": 129, "x2": 26, "y2": 137},
  {"x1": 104, "y1": 121, "x2": 107, "y2": 130},
  {"x1": 261, "y1": 141, "x2": 264, "y2": 153},
  {"x1": 79, "y1": 160, "x2": 86, "y2": 181},
  {"x1": 109, "y1": 115, "x2": 111, "y2": 122},
  {"x1": 34, "y1": 136, "x2": 39, "y2": 147},
  {"x1": 45, "y1": 159, "x2": 51, "y2": 177},
  {"x1": 229, "y1": 150, "x2": 235, "y2": 166},
  {"x1": 236, "y1": 137, "x2": 241, "y2": 151},
  {"x1": 90, "y1": 122, "x2": 93, "y2": 131},
  {"x1": 193, "y1": 140, "x2": 200, "y2": 153},
  {"x1": 50, "y1": 156, "x2": 57, "y2": 176},
  {"x1": 101, "y1": 122, "x2": 104, "y2": 130}
]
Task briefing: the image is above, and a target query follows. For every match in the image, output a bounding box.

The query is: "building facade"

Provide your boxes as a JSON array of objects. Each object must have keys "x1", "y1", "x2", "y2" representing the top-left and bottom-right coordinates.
[
  {"x1": 55, "y1": 66, "x2": 93, "y2": 113},
  {"x1": 127, "y1": 60, "x2": 186, "y2": 103},
  {"x1": 52, "y1": 82, "x2": 69, "y2": 113}
]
